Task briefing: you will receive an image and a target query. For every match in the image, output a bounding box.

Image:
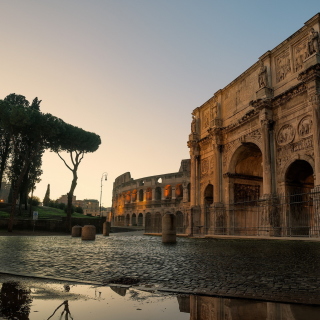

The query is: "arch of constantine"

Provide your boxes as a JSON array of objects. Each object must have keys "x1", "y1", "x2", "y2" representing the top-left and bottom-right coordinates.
[
  {"x1": 112, "y1": 160, "x2": 191, "y2": 234},
  {"x1": 188, "y1": 13, "x2": 320, "y2": 237}
]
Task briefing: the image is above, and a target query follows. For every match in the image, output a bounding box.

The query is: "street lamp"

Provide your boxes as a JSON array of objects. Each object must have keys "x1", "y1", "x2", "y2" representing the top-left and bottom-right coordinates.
[{"x1": 100, "y1": 172, "x2": 108, "y2": 216}]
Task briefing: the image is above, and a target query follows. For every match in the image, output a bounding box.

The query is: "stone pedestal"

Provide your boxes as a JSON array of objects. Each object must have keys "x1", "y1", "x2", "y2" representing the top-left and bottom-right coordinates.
[
  {"x1": 162, "y1": 213, "x2": 176, "y2": 243},
  {"x1": 71, "y1": 225, "x2": 82, "y2": 237},
  {"x1": 82, "y1": 225, "x2": 96, "y2": 240},
  {"x1": 103, "y1": 221, "x2": 111, "y2": 236},
  {"x1": 303, "y1": 53, "x2": 320, "y2": 69}
]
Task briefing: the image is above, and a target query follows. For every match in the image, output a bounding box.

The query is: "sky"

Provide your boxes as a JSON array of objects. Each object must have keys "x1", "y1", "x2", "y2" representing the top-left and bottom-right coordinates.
[{"x1": 1, "y1": 1, "x2": 319, "y2": 207}]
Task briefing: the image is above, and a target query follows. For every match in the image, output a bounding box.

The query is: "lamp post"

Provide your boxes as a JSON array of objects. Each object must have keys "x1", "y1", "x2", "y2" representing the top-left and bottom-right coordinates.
[{"x1": 100, "y1": 172, "x2": 108, "y2": 216}]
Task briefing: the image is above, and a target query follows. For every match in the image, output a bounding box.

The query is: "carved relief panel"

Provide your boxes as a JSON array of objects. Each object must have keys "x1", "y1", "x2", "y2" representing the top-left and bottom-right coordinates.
[
  {"x1": 277, "y1": 124, "x2": 295, "y2": 146},
  {"x1": 201, "y1": 158, "x2": 210, "y2": 177},
  {"x1": 293, "y1": 37, "x2": 308, "y2": 72},
  {"x1": 275, "y1": 49, "x2": 291, "y2": 83},
  {"x1": 298, "y1": 115, "x2": 313, "y2": 137},
  {"x1": 202, "y1": 109, "x2": 210, "y2": 131}
]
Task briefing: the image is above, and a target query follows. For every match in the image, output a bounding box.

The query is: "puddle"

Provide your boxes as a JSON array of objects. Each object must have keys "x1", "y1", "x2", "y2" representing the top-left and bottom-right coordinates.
[{"x1": 0, "y1": 275, "x2": 319, "y2": 320}]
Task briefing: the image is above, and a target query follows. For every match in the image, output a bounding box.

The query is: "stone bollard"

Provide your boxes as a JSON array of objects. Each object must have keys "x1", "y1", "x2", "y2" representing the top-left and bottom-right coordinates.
[
  {"x1": 162, "y1": 213, "x2": 176, "y2": 243},
  {"x1": 82, "y1": 225, "x2": 96, "y2": 240},
  {"x1": 103, "y1": 221, "x2": 111, "y2": 236},
  {"x1": 71, "y1": 225, "x2": 82, "y2": 237}
]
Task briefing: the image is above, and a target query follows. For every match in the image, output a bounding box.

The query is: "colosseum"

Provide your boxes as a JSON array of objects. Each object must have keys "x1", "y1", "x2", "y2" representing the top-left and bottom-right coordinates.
[{"x1": 112, "y1": 160, "x2": 191, "y2": 234}]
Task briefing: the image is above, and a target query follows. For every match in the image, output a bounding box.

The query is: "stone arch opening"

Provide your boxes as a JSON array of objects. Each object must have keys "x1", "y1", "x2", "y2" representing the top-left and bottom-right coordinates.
[
  {"x1": 145, "y1": 212, "x2": 152, "y2": 232},
  {"x1": 285, "y1": 160, "x2": 314, "y2": 236},
  {"x1": 146, "y1": 187, "x2": 152, "y2": 201},
  {"x1": 125, "y1": 191, "x2": 131, "y2": 203},
  {"x1": 155, "y1": 187, "x2": 162, "y2": 200},
  {"x1": 132, "y1": 189, "x2": 137, "y2": 202},
  {"x1": 187, "y1": 183, "x2": 191, "y2": 202},
  {"x1": 164, "y1": 185, "x2": 172, "y2": 199},
  {"x1": 230, "y1": 142, "x2": 263, "y2": 203},
  {"x1": 132, "y1": 213, "x2": 137, "y2": 226},
  {"x1": 155, "y1": 212, "x2": 162, "y2": 233},
  {"x1": 125, "y1": 214, "x2": 130, "y2": 226},
  {"x1": 138, "y1": 213, "x2": 143, "y2": 226},
  {"x1": 285, "y1": 160, "x2": 314, "y2": 194},
  {"x1": 175, "y1": 184, "x2": 183, "y2": 199},
  {"x1": 138, "y1": 189, "x2": 144, "y2": 202},
  {"x1": 176, "y1": 211, "x2": 184, "y2": 233},
  {"x1": 204, "y1": 184, "x2": 214, "y2": 205}
]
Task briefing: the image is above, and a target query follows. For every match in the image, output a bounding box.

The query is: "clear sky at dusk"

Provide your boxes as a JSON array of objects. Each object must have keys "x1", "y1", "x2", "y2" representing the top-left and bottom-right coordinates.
[{"x1": 1, "y1": 1, "x2": 319, "y2": 207}]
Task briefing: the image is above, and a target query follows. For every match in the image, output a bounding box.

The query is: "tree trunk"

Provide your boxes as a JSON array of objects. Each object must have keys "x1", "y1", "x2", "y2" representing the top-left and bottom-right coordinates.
[
  {"x1": 8, "y1": 152, "x2": 34, "y2": 232},
  {"x1": 66, "y1": 170, "x2": 78, "y2": 232}
]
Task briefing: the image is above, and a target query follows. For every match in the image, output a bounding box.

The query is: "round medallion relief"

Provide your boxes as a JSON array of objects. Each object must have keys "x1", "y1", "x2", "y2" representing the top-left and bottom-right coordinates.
[
  {"x1": 277, "y1": 124, "x2": 295, "y2": 146},
  {"x1": 298, "y1": 116, "x2": 313, "y2": 137}
]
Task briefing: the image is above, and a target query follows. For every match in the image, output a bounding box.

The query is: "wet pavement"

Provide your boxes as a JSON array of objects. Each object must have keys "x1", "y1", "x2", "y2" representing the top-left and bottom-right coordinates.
[{"x1": 0, "y1": 232, "x2": 320, "y2": 305}]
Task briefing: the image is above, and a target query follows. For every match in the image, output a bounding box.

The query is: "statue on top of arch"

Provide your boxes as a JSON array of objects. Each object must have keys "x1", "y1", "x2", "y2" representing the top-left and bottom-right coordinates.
[{"x1": 307, "y1": 28, "x2": 320, "y2": 56}]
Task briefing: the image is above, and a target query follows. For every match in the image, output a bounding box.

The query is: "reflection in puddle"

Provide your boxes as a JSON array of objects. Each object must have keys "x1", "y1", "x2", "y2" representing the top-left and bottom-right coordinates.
[{"x1": 0, "y1": 278, "x2": 319, "y2": 320}]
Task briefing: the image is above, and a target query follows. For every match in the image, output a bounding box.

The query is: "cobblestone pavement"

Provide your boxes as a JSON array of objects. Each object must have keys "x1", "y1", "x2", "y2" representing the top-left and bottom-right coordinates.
[{"x1": 0, "y1": 232, "x2": 320, "y2": 304}]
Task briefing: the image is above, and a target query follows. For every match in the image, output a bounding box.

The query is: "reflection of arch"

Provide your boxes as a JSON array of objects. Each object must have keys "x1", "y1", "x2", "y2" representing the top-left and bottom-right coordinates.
[
  {"x1": 146, "y1": 187, "x2": 152, "y2": 201},
  {"x1": 138, "y1": 189, "x2": 144, "y2": 202},
  {"x1": 132, "y1": 189, "x2": 137, "y2": 202},
  {"x1": 155, "y1": 187, "x2": 162, "y2": 200},
  {"x1": 164, "y1": 185, "x2": 172, "y2": 199},
  {"x1": 138, "y1": 213, "x2": 143, "y2": 226},
  {"x1": 175, "y1": 184, "x2": 183, "y2": 199},
  {"x1": 176, "y1": 211, "x2": 183, "y2": 233},
  {"x1": 132, "y1": 213, "x2": 137, "y2": 226},
  {"x1": 204, "y1": 184, "x2": 214, "y2": 205},
  {"x1": 228, "y1": 142, "x2": 263, "y2": 202},
  {"x1": 125, "y1": 214, "x2": 130, "y2": 226},
  {"x1": 145, "y1": 212, "x2": 152, "y2": 232}
]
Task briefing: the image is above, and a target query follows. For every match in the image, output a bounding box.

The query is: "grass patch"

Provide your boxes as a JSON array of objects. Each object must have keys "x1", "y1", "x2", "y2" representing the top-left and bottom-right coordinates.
[
  {"x1": 0, "y1": 211, "x2": 9, "y2": 218},
  {"x1": 35, "y1": 206, "x2": 99, "y2": 219}
]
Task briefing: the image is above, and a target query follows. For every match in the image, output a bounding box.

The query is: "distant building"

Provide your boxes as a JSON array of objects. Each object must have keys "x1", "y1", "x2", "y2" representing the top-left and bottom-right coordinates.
[
  {"x1": 57, "y1": 194, "x2": 76, "y2": 205},
  {"x1": 82, "y1": 199, "x2": 100, "y2": 216}
]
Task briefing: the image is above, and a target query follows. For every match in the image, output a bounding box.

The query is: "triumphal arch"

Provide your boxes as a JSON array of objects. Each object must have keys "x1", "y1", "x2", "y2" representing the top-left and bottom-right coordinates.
[{"x1": 188, "y1": 13, "x2": 320, "y2": 237}]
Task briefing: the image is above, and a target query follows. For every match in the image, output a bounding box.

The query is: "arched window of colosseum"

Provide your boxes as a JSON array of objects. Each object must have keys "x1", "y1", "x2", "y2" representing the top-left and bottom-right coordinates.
[
  {"x1": 139, "y1": 189, "x2": 144, "y2": 202},
  {"x1": 157, "y1": 177, "x2": 162, "y2": 184},
  {"x1": 132, "y1": 189, "x2": 137, "y2": 202},
  {"x1": 132, "y1": 213, "x2": 137, "y2": 226},
  {"x1": 187, "y1": 183, "x2": 191, "y2": 202},
  {"x1": 164, "y1": 185, "x2": 172, "y2": 199},
  {"x1": 285, "y1": 160, "x2": 314, "y2": 237},
  {"x1": 204, "y1": 184, "x2": 214, "y2": 205},
  {"x1": 175, "y1": 184, "x2": 183, "y2": 199},
  {"x1": 139, "y1": 180, "x2": 145, "y2": 186},
  {"x1": 176, "y1": 211, "x2": 183, "y2": 233},
  {"x1": 125, "y1": 191, "x2": 131, "y2": 203},
  {"x1": 138, "y1": 213, "x2": 143, "y2": 226},
  {"x1": 146, "y1": 187, "x2": 152, "y2": 201},
  {"x1": 126, "y1": 214, "x2": 130, "y2": 226},
  {"x1": 155, "y1": 187, "x2": 162, "y2": 200},
  {"x1": 145, "y1": 212, "x2": 152, "y2": 232}
]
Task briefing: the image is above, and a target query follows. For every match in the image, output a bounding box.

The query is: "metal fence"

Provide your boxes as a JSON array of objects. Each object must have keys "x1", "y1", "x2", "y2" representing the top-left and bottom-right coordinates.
[{"x1": 200, "y1": 191, "x2": 320, "y2": 237}]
